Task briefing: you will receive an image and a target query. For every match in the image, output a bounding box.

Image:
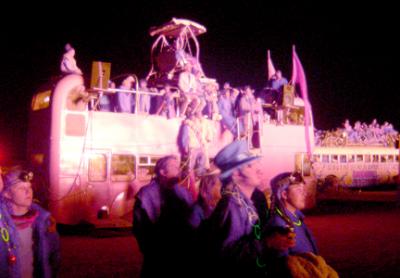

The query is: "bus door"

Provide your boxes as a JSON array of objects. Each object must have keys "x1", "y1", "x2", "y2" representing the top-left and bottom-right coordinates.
[
  {"x1": 108, "y1": 153, "x2": 136, "y2": 221},
  {"x1": 86, "y1": 150, "x2": 112, "y2": 220}
]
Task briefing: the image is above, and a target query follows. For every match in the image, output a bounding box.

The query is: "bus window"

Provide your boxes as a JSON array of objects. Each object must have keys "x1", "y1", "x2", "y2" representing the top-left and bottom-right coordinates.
[
  {"x1": 313, "y1": 154, "x2": 320, "y2": 162},
  {"x1": 322, "y1": 155, "x2": 329, "y2": 163},
  {"x1": 88, "y1": 154, "x2": 107, "y2": 182},
  {"x1": 339, "y1": 155, "x2": 347, "y2": 163},
  {"x1": 365, "y1": 154, "x2": 371, "y2": 163},
  {"x1": 348, "y1": 155, "x2": 355, "y2": 163},
  {"x1": 372, "y1": 155, "x2": 379, "y2": 162},
  {"x1": 356, "y1": 154, "x2": 363, "y2": 162},
  {"x1": 380, "y1": 155, "x2": 387, "y2": 163},
  {"x1": 139, "y1": 156, "x2": 149, "y2": 164},
  {"x1": 150, "y1": 157, "x2": 159, "y2": 164},
  {"x1": 111, "y1": 154, "x2": 136, "y2": 182},
  {"x1": 138, "y1": 155, "x2": 161, "y2": 182},
  {"x1": 331, "y1": 155, "x2": 338, "y2": 163},
  {"x1": 388, "y1": 155, "x2": 394, "y2": 162}
]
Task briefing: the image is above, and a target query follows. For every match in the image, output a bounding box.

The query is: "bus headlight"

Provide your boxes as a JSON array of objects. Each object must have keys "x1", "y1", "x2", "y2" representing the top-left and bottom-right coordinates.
[{"x1": 97, "y1": 205, "x2": 110, "y2": 219}]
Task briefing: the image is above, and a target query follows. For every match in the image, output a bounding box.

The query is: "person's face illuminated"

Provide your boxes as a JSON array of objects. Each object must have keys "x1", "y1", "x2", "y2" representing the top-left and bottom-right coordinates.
[
  {"x1": 4, "y1": 181, "x2": 33, "y2": 214},
  {"x1": 236, "y1": 159, "x2": 262, "y2": 188},
  {"x1": 161, "y1": 158, "x2": 180, "y2": 179},
  {"x1": 284, "y1": 182, "x2": 306, "y2": 212}
]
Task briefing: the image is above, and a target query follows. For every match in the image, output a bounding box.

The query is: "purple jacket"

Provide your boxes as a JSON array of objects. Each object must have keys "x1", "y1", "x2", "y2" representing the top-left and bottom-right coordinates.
[
  {"x1": 268, "y1": 208, "x2": 318, "y2": 256},
  {"x1": 0, "y1": 202, "x2": 60, "y2": 278}
]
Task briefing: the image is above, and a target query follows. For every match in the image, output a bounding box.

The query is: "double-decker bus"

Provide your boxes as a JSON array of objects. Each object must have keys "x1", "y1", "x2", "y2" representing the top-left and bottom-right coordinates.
[{"x1": 27, "y1": 19, "x2": 314, "y2": 227}]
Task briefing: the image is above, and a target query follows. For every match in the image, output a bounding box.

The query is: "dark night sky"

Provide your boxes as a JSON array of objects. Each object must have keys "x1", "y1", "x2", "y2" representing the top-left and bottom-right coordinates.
[{"x1": 1, "y1": 1, "x2": 399, "y2": 163}]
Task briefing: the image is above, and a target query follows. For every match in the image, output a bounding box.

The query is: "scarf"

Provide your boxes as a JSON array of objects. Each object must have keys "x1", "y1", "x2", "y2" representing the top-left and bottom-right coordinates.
[{"x1": 11, "y1": 209, "x2": 39, "y2": 230}]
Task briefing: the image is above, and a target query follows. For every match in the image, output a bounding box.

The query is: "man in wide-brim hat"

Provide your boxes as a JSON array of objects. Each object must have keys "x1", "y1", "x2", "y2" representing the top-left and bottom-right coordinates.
[{"x1": 205, "y1": 140, "x2": 296, "y2": 277}]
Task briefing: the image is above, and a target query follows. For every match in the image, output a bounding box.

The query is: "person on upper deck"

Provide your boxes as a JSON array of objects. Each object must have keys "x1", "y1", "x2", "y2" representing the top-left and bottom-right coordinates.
[
  {"x1": 218, "y1": 85, "x2": 237, "y2": 136},
  {"x1": 138, "y1": 79, "x2": 153, "y2": 114},
  {"x1": 178, "y1": 63, "x2": 200, "y2": 117},
  {"x1": 238, "y1": 86, "x2": 263, "y2": 139},
  {"x1": 270, "y1": 70, "x2": 288, "y2": 95},
  {"x1": 60, "y1": 43, "x2": 82, "y2": 75},
  {"x1": 116, "y1": 75, "x2": 135, "y2": 113},
  {"x1": 156, "y1": 84, "x2": 178, "y2": 118}
]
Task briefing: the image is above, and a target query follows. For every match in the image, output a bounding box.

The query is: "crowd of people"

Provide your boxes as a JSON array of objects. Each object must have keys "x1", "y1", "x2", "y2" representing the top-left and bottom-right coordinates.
[
  {"x1": 132, "y1": 140, "x2": 338, "y2": 277},
  {"x1": 0, "y1": 140, "x2": 338, "y2": 277},
  {"x1": 315, "y1": 119, "x2": 399, "y2": 147},
  {"x1": 60, "y1": 44, "x2": 300, "y2": 134}
]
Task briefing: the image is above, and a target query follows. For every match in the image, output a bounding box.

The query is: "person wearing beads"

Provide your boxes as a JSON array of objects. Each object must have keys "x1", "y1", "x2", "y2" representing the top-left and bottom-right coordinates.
[
  {"x1": 1, "y1": 167, "x2": 60, "y2": 278},
  {"x1": 205, "y1": 140, "x2": 295, "y2": 277},
  {"x1": 268, "y1": 172, "x2": 340, "y2": 277},
  {"x1": 1, "y1": 167, "x2": 20, "y2": 277},
  {"x1": 268, "y1": 172, "x2": 318, "y2": 256}
]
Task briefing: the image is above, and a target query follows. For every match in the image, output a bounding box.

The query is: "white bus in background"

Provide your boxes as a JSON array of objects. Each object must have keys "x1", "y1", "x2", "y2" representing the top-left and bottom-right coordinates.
[{"x1": 312, "y1": 145, "x2": 399, "y2": 188}]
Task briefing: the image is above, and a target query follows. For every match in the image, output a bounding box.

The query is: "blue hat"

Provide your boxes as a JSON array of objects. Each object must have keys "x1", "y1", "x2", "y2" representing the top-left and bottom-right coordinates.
[
  {"x1": 214, "y1": 140, "x2": 260, "y2": 180},
  {"x1": 3, "y1": 169, "x2": 33, "y2": 190}
]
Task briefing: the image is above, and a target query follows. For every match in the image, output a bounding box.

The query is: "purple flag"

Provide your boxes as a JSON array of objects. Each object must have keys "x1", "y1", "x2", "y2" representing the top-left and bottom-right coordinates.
[
  {"x1": 267, "y1": 49, "x2": 276, "y2": 80},
  {"x1": 291, "y1": 45, "x2": 313, "y2": 155}
]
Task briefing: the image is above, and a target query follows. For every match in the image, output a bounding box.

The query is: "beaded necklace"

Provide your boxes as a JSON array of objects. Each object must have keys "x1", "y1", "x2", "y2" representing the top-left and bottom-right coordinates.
[
  {"x1": 0, "y1": 212, "x2": 17, "y2": 265},
  {"x1": 222, "y1": 185, "x2": 259, "y2": 225},
  {"x1": 276, "y1": 207, "x2": 302, "y2": 227}
]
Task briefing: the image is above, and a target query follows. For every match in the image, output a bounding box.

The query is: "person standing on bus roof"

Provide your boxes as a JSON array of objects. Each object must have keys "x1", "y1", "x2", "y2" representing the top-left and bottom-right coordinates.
[
  {"x1": 138, "y1": 79, "x2": 152, "y2": 114},
  {"x1": 218, "y1": 85, "x2": 237, "y2": 136},
  {"x1": 270, "y1": 70, "x2": 288, "y2": 96},
  {"x1": 132, "y1": 155, "x2": 194, "y2": 277},
  {"x1": 116, "y1": 75, "x2": 135, "y2": 113},
  {"x1": 1, "y1": 167, "x2": 60, "y2": 278},
  {"x1": 60, "y1": 43, "x2": 83, "y2": 75}
]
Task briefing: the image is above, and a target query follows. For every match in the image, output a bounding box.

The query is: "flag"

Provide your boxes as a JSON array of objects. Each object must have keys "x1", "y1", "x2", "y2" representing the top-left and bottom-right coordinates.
[
  {"x1": 267, "y1": 49, "x2": 276, "y2": 80},
  {"x1": 290, "y1": 45, "x2": 313, "y2": 155}
]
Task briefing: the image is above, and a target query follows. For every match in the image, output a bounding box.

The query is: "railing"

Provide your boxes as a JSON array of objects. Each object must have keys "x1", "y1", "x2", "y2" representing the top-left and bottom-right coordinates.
[{"x1": 236, "y1": 113, "x2": 262, "y2": 150}]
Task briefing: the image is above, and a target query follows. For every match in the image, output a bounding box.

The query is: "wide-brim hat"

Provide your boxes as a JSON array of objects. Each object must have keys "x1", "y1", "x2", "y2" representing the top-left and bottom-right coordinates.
[{"x1": 214, "y1": 140, "x2": 260, "y2": 180}]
